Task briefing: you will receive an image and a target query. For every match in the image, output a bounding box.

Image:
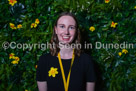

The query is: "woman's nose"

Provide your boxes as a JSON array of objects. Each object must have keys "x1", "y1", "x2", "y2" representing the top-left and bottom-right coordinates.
[{"x1": 64, "y1": 28, "x2": 69, "y2": 34}]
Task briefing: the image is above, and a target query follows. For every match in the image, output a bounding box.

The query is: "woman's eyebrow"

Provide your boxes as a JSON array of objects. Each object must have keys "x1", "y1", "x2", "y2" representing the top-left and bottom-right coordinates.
[
  {"x1": 69, "y1": 25, "x2": 75, "y2": 27},
  {"x1": 58, "y1": 24, "x2": 65, "y2": 25},
  {"x1": 57, "y1": 24, "x2": 75, "y2": 27}
]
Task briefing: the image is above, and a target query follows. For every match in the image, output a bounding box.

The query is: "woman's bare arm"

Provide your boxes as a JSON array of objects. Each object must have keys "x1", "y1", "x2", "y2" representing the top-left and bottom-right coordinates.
[
  {"x1": 86, "y1": 82, "x2": 95, "y2": 91},
  {"x1": 37, "y1": 81, "x2": 47, "y2": 91}
]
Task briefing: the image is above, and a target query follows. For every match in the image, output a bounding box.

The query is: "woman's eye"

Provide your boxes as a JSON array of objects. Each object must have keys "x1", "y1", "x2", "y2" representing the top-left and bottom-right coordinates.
[
  {"x1": 69, "y1": 26, "x2": 75, "y2": 30},
  {"x1": 60, "y1": 25, "x2": 64, "y2": 28}
]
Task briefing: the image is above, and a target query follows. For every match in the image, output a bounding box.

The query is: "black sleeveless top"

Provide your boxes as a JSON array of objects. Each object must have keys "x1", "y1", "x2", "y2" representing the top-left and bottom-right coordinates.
[{"x1": 36, "y1": 52, "x2": 96, "y2": 91}]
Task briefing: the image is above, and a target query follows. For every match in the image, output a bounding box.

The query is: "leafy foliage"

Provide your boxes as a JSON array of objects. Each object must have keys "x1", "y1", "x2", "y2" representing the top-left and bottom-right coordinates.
[{"x1": 0, "y1": 0, "x2": 136, "y2": 91}]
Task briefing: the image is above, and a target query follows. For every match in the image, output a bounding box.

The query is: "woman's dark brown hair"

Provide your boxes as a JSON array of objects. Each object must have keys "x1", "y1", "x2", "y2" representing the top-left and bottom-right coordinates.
[{"x1": 50, "y1": 12, "x2": 82, "y2": 57}]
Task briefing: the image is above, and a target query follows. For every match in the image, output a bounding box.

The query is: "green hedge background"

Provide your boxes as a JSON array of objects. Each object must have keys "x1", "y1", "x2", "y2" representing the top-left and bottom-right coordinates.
[{"x1": 0, "y1": 0, "x2": 136, "y2": 91}]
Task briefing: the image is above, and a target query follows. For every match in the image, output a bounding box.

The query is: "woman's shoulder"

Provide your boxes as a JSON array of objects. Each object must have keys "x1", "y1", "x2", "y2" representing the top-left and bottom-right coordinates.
[
  {"x1": 40, "y1": 52, "x2": 52, "y2": 57},
  {"x1": 38, "y1": 52, "x2": 52, "y2": 61},
  {"x1": 79, "y1": 52, "x2": 93, "y2": 59},
  {"x1": 79, "y1": 52, "x2": 94, "y2": 63}
]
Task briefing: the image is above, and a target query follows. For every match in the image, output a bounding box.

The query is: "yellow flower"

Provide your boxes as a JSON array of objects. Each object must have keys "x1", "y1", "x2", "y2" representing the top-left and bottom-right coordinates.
[
  {"x1": 105, "y1": 0, "x2": 110, "y2": 3},
  {"x1": 111, "y1": 21, "x2": 118, "y2": 28},
  {"x1": 25, "y1": 90, "x2": 28, "y2": 91},
  {"x1": 118, "y1": 52, "x2": 122, "y2": 56},
  {"x1": 13, "y1": 56, "x2": 20, "y2": 61},
  {"x1": 11, "y1": 60, "x2": 18, "y2": 64},
  {"x1": 48, "y1": 67, "x2": 58, "y2": 77},
  {"x1": 31, "y1": 23, "x2": 37, "y2": 28},
  {"x1": 134, "y1": 6, "x2": 136, "y2": 9},
  {"x1": 35, "y1": 19, "x2": 40, "y2": 24},
  {"x1": 10, "y1": 23, "x2": 17, "y2": 29},
  {"x1": 9, "y1": 53, "x2": 15, "y2": 59},
  {"x1": 35, "y1": 65, "x2": 38, "y2": 69},
  {"x1": 17, "y1": 24, "x2": 22, "y2": 29},
  {"x1": 122, "y1": 49, "x2": 128, "y2": 54},
  {"x1": 89, "y1": 26, "x2": 95, "y2": 32},
  {"x1": 8, "y1": 0, "x2": 17, "y2": 6}
]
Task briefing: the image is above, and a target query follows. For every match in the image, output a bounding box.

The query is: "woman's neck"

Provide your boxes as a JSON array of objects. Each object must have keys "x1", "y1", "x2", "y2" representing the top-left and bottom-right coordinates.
[{"x1": 59, "y1": 48, "x2": 73, "y2": 59}]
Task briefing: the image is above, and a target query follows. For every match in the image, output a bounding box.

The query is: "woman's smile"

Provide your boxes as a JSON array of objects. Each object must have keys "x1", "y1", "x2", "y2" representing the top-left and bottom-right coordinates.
[
  {"x1": 62, "y1": 36, "x2": 71, "y2": 41},
  {"x1": 55, "y1": 16, "x2": 76, "y2": 44}
]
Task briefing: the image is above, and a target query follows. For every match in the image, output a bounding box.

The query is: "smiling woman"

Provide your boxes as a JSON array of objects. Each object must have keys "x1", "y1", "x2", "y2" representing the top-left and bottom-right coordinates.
[
  {"x1": 50, "y1": 12, "x2": 81, "y2": 57},
  {"x1": 55, "y1": 15, "x2": 76, "y2": 44},
  {"x1": 36, "y1": 12, "x2": 96, "y2": 91}
]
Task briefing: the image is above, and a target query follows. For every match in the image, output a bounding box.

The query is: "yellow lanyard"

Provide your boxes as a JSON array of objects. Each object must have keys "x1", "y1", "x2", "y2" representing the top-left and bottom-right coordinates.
[{"x1": 58, "y1": 49, "x2": 75, "y2": 91}]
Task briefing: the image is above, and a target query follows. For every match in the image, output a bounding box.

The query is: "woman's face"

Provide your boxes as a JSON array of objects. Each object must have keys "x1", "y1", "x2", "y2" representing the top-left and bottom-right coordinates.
[{"x1": 55, "y1": 15, "x2": 76, "y2": 44}]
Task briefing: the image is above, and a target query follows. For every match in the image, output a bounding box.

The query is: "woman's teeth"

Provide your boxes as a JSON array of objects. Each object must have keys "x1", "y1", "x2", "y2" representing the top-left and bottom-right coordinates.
[
  {"x1": 62, "y1": 36, "x2": 70, "y2": 41},
  {"x1": 63, "y1": 36, "x2": 70, "y2": 39}
]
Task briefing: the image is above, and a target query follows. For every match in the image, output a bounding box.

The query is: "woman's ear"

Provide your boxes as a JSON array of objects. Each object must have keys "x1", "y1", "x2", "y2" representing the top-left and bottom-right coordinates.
[{"x1": 54, "y1": 26, "x2": 58, "y2": 34}]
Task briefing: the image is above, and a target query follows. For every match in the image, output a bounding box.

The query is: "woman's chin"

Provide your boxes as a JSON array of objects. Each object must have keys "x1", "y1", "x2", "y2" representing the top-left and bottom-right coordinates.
[
  {"x1": 60, "y1": 41, "x2": 70, "y2": 45},
  {"x1": 59, "y1": 40, "x2": 73, "y2": 47}
]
